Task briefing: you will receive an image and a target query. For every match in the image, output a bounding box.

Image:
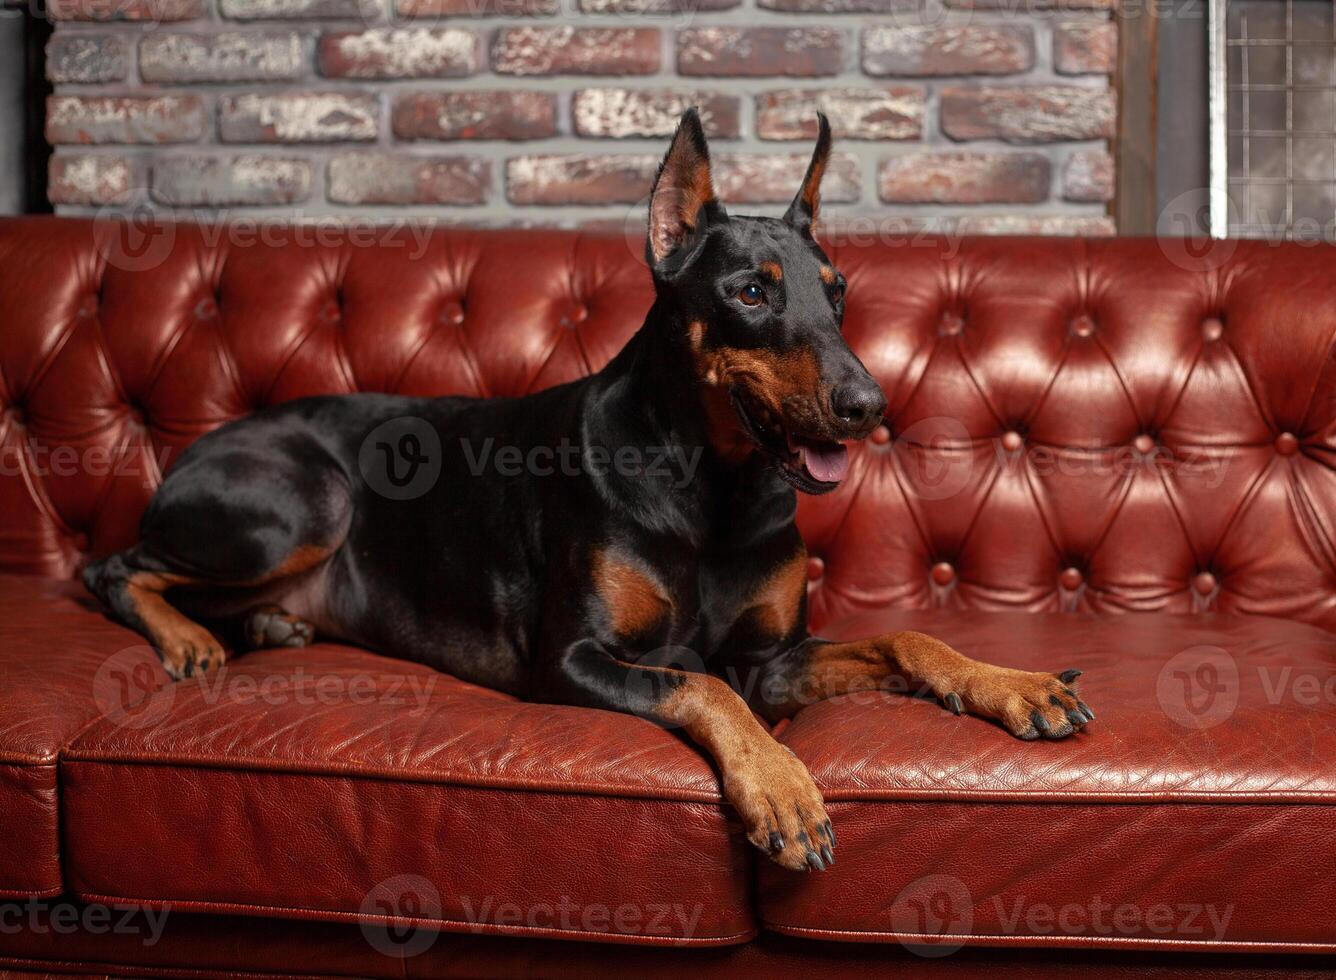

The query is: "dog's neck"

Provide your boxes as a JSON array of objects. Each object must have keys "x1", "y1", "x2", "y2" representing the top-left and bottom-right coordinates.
[{"x1": 580, "y1": 300, "x2": 796, "y2": 547}]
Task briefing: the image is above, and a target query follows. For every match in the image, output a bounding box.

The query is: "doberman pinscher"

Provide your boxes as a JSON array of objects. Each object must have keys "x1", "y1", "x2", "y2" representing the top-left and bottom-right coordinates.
[{"x1": 85, "y1": 110, "x2": 1093, "y2": 872}]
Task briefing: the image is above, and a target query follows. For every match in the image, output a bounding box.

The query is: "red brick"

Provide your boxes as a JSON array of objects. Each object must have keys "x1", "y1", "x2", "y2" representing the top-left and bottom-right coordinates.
[
  {"x1": 493, "y1": 28, "x2": 660, "y2": 76},
  {"x1": 946, "y1": 0, "x2": 1111, "y2": 8},
  {"x1": 678, "y1": 27, "x2": 843, "y2": 77},
  {"x1": 398, "y1": 0, "x2": 556, "y2": 14},
  {"x1": 878, "y1": 151, "x2": 1050, "y2": 203},
  {"x1": 1054, "y1": 22, "x2": 1116, "y2": 74},
  {"x1": 507, "y1": 154, "x2": 657, "y2": 205},
  {"x1": 572, "y1": 90, "x2": 739, "y2": 138},
  {"x1": 1063, "y1": 149, "x2": 1113, "y2": 201},
  {"x1": 49, "y1": 154, "x2": 141, "y2": 205},
  {"x1": 714, "y1": 152, "x2": 859, "y2": 204},
  {"x1": 940, "y1": 86, "x2": 1115, "y2": 142},
  {"x1": 952, "y1": 214, "x2": 1115, "y2": 235},
  {"x1": 219, "y1": 93, "x2": 379, "y2": 143},
  {"x1": 862, "y1": 25, "x2": 1033, "y2": 76},
  {"x1": 329, "y1": 153, "x2": 490, "y2": 205},
  {"x1": 760, "y1": 0, "x2": 916, "y2": 10},
  {"x1": 48, "y1": 0, "x2": 206, "y2": 20},
  {"x1": 506, "y1": 152, "x2": 860, "y2": 207},
  {"x1": 578, "y1": 0, "x2": 737, "y2": 11},
  {"x1": 46, "y1": 95, "x2": 206, "y2": 145},
  {"x1": 46, "y1": 35, "x2": 129, "y2": 83},
  {"x1": 319, "y1": 28, "x2": 479, "y2": 79},
  {"x1": 139, "y1": 32, "x2": 304, "y2": 83},
  {"x1": 222, "y1": 0, "x2": 377, "y2": 17},
  {"x1": 755, "y1": 88, "x2": 922, "y2": 140},
  {"x1": 152, "y1": 155, "x2": 313, "y2": 206},
  {"x1": 393, "y1": 92, "x2": 557, "y2": 141}
]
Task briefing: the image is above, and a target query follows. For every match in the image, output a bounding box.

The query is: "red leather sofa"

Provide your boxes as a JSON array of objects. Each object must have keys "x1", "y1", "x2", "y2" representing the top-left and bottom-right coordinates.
[{"x1": 1, "y1": 216, "x2": 1334, "y2": 978}]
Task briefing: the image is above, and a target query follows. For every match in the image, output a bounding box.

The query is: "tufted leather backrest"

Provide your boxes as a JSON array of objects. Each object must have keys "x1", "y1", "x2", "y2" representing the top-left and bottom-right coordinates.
[{"x1": 2, "y1": 217, "x2": 1335, "y2": 633}]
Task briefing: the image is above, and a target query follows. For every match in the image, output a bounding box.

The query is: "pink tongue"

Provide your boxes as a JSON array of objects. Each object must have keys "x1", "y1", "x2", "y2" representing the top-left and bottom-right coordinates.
[{"x1": 801, "y1": 442, "x2": 849, "y2": 483}]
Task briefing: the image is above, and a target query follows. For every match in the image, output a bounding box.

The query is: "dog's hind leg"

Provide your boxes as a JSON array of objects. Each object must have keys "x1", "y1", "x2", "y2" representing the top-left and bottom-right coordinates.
[
  {"x1": 239, "y1": 603, "x2": 315, "y2": 651},
  {"x1": 83, "y1": 547, "x2": 228, "y2": 678},
  {"x1": 84, "y1": 441, "x2": 352, "y2": 678}
]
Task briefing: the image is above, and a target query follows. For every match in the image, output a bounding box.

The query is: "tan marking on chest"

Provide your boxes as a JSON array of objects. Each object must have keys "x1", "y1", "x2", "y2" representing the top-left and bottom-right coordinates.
[
  {"x1": 746, "y1": 549, "x2": 808, "y2": 641},
  {"x1": 593, "y1": 550, "x2": 673, "y2": 638}
]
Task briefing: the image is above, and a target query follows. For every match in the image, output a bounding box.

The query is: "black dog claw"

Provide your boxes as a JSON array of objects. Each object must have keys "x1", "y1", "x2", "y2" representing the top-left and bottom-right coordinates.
[
  {"x1": 820, "y1": 845, "x2": 834, "y2": 866},
  {"x1": 944, "y1": 692, "x2": 963, "y2": 716},
  {"x1": 1066, "y1": 709, "x2": 1086, "y2": 727},
  {"x1": 1078, "y1": 701, "x2": 1095, "y2": 721},
  {"x1": 769, "y1": 831, "x2": 785, "y2": 852},
  {"x1": 1059, "y1": 668, "x2": 1083, "y2": 684},
  {"x1": 1031, "y1": 709, "x2": 1051, "y2": 733},
  {"x1": 806, "y1": 850, "x2": 825, "y2": 871}
]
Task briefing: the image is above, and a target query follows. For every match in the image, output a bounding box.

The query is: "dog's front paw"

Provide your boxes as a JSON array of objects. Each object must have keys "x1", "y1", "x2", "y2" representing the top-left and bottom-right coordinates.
[
  {"x1": 155, "y1": 622, "x2": 227, "y2": 680},
  {"x1": 724, "y1": 742, "x2": 834, "y2": 872},
  {"x1": 943, "y1": 666, "x2": 1094, "y2": 741}
]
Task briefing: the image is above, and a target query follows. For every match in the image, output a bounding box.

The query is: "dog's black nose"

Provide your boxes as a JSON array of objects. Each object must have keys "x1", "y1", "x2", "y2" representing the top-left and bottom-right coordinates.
[{"x1": 832, "y1": 383, "x2": 887, "y2": 431}]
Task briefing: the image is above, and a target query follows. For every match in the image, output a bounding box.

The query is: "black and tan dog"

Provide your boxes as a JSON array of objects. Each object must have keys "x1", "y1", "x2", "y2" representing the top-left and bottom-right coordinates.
[{"x1": 85, "y1": 110, "x2": 1093, "y2": 872}]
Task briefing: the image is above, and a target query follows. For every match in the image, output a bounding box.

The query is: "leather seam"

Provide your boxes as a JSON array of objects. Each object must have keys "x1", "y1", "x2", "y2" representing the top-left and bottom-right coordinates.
[
  {"x1": 764, "y1": 921, "x2": 1336, "y2": 951},
  {"x1": 61, "y1": 755, "x2": 726, "y2": 804},
  {"x1": 71, "y1": 890, "x2": 757, "y2": 948}
]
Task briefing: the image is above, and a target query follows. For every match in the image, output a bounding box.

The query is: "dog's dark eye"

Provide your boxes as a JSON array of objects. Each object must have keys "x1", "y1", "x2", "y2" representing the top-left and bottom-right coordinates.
[
  {"x1": 738, "y1": 283, "x2": 765, "y2": 307},
  {"x1": 831, "y1": 282, "x2": 845, "y2": 305}
]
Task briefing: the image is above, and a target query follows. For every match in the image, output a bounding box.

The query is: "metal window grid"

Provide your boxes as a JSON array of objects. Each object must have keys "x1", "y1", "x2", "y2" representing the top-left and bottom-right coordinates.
[{"x1": 1209, "y1": 0, "x2": 1336, "y2": 238}]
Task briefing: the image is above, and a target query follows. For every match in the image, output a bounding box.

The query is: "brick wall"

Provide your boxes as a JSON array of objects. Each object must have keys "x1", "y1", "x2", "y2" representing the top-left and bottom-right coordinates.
[{"x1": 44, "y1": 0, "x2": 1118, "y2": 234}]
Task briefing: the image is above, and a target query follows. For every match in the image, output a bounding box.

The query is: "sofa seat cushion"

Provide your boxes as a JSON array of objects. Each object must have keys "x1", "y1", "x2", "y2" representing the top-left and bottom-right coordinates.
[
  {"x1": 61, "y1": 644, "x2": 754, "y2": 946},
  {"x1": 759, "y1": 608, "x2": 1336, "y2": 953},
  {"x1": 0, "y1": 575, "x2": 174, "y2": 896}
]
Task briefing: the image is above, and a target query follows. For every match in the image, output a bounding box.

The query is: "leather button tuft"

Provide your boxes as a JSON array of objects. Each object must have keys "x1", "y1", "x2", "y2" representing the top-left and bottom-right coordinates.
[
  {"x1": 870, "y1": 424, "x2": 891, "y2": 446},
  {"x1": 1201, "y1": 316, "x2": 1224, "y2": 342},
  {"x1": 1134, "y1": 433, "x2": 1155, "y2": 455},
  {"x1": 931, "y1": 562, "x2": 955, "y2": 586},
  {"x1": 322, "y1": 299, "x2": 341, "y2": 323},
  {"x1": 806, "y1": 556, "x2": 825, "y2": 581},
  {"x1": 78, "y1": 295, "x2": 98, "y2": 318},
  {"x1": 1193, "y1": 572, "x2": 1217, "y2": 595},
  {"x1": 938, "y1": 312, "x2": 964, "y2": 336},
  {"x1": 1070, "y1": 314, "x2": 1096, "y2": 338},
  {"x1": 440, "y1": 301, "x2": 465, "y2": 326},
  {"x1": 1001, "y1": 431, "x2": 1023, "y2": 452},
  {"x1": 1275, "y1": 432, "x2": 1299, "y2": 456},
  {"x1": 195, "y1": 297, "x2": 217, "y2": 319},
  {"x1": 560, "y1": 302, "x2": 588, "y2": 328},
  {"x1": 1060, "y1": 567, "x2": 1084, "y2": 590}
]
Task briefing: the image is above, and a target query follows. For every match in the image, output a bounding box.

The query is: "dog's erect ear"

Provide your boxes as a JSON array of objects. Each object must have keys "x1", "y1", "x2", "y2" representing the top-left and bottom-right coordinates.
[
  {"x1": 783, "y1": 112, "x2": 831, "y2": 234},
  {"x1": 647, "y1": 108, "x2": 721, "y2": 267}
]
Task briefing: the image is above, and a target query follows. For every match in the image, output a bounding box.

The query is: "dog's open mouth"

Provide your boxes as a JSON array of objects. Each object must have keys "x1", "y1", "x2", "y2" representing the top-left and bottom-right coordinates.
[{"x1": 731, "y1": 392, "x2": 850, "y2": 494}]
